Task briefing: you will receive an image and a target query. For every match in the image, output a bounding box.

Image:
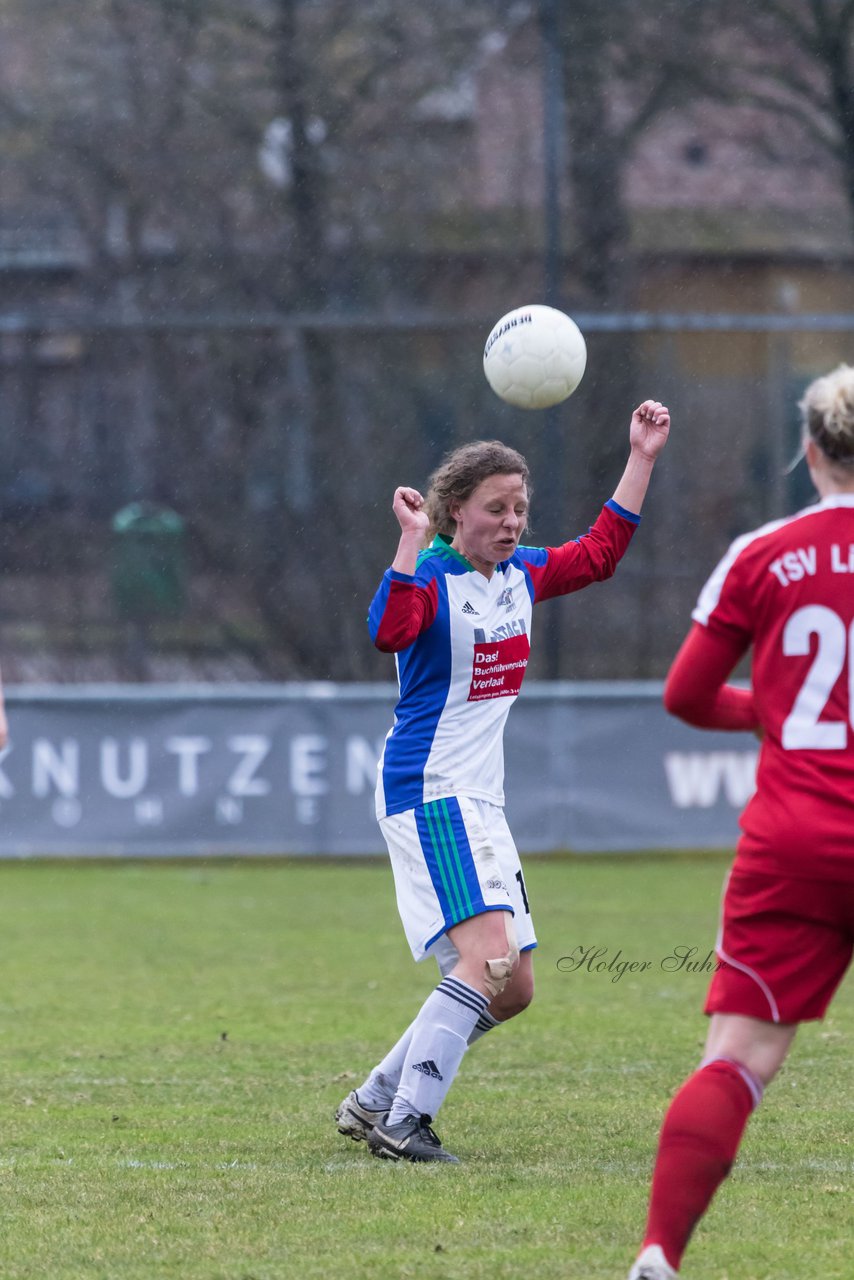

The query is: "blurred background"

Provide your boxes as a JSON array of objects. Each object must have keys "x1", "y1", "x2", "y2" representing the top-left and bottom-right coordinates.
[{"x1": 0, "y1": 0, "x2": 852, "y2": 684}]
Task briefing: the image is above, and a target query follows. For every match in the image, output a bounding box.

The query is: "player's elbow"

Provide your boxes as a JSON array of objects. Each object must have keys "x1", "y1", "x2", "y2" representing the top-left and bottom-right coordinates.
[
  {"x1": 663, "y1": 678, "x2": 708, "y2": 726},
  {"x1": 372, "y1": 624, "x2": 417, "y2": 653},
  {"x1": 583, "y1": 549, "x2": 617, "y2": 582},
  {"x1": 595, "y1": 548, "x2": 619, "y2": 580},
  {"x1": 660, "y1": 691, "x2": 717, "y2": 732},
  {"x1": 662, "y1": 671, "x2": 678, "y2": 716},
  {"x1": 373, "y1": 634, "x2": 400, "y2": 653}
]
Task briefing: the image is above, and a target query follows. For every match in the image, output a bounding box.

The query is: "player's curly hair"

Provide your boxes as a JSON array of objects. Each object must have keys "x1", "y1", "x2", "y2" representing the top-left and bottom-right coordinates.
[
  {"x1": 799, "y1": 364, "x2": 854, "y2": 469},
  {"x1": 423, "y1": 439, "x2": 531, "y2": 541}
]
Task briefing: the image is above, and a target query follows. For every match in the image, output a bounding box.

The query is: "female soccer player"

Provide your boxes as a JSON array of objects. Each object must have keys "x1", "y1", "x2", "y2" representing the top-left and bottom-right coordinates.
[
  {"x1": 629, "y1": 365, "x2": 854, "y2": 1279},
  {"x1": 336, "y1": 398, "x2": 671, "y2": 1162}
]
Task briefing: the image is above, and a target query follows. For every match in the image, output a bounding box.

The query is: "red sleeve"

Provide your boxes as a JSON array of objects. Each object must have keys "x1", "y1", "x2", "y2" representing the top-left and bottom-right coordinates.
[
  {"x1": 522, "y1": 504, "x2": 637, "y2": 602},
  {"x1": 664, "y1": 622, "x2": 758, "y2": 731},
  {"x1": 370, "y1": 575, "x2": 439, "y2": 652}
]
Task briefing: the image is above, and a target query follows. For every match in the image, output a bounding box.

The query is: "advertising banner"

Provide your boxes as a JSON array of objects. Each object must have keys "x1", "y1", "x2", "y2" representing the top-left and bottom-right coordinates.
[{"x1": 0, "y1": 684, "x2": 756, "y2": 856}]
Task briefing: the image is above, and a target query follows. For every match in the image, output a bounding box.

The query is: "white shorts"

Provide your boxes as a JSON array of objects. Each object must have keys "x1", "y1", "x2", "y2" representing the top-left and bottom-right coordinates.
[{"x1": 379, "y1": 795, "x2": 537, "y2": 962}]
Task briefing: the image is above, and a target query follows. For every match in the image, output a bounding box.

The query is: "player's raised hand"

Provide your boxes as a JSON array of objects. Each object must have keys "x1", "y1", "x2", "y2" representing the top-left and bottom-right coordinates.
[
  {"x1": 393, "y1": 486, "x2": 429, "y2": 536},
  {"x1": 630, "y1": 400, "x2": 671, "y2": 460}
]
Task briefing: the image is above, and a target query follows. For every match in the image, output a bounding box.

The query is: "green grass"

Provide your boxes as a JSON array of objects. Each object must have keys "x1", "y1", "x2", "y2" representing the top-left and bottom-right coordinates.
[{"x1": 0, "y1": 855, "x2": 851, "y2": 1279}]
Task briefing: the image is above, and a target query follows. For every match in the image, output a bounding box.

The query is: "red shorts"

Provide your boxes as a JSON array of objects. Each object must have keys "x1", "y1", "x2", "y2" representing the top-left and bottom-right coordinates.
[{"x1": 705, "y1": 866, "x2": 854, "y2": 1024}]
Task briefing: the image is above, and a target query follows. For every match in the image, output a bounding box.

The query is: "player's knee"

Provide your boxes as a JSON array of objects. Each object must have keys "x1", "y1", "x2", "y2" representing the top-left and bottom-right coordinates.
[
  {"x1": 515, "y1": 967, "x2": 535, "y2": 1012},
  {"x1": 483, "y1": 917, "x2": 520, "y2": 998},
  {"x1": 493, "y1": 973, "x2": 534, "y2": 1020},
  {"x1": 484, "y1": 952, "x2": 515, "y2": 997}
]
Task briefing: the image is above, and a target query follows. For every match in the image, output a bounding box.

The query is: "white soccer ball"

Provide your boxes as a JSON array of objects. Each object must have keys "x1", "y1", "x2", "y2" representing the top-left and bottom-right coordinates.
[{"x1": 483, "y1": 304, "x2": 587, "y2": 409}]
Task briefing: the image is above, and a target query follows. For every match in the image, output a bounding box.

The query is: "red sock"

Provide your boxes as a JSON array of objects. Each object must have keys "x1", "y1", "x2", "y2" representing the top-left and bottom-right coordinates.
[{"x1": 643, "y1": 1058, "x2": 761, "y2": 1270}]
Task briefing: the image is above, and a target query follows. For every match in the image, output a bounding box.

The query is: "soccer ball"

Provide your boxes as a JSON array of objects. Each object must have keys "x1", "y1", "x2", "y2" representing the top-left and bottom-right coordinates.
[{"x1": 483, "y1": 304, "x2": 587, "y2": 409}]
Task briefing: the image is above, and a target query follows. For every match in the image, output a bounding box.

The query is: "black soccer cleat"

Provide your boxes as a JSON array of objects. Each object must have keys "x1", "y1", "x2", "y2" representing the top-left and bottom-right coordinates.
[{"x1": 367, "y1": 1113, "x2": 459, "y2": 1163}]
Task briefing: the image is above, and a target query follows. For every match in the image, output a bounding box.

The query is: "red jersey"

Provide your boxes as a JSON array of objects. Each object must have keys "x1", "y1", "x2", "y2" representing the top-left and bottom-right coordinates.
[{"x1": 670, "y1": 494, "x2": 854, "y2": 881}]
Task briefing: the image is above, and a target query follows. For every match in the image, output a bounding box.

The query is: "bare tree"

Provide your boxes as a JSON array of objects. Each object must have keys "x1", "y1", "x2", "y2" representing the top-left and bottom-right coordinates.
[
  {"x1": 717, "y1": 0, "x2": 854, "y2": 232},
  {"x1": 0, "y1": 0, "x2": 520, "y2": 676},
  {"x1": 540, "y1": 3, "x2": 725, "y2": 502}
]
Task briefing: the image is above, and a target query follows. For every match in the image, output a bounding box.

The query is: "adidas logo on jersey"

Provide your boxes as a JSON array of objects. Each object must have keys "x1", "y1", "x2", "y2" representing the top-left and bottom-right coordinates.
[
  {"x1": 461, "y1": 601, "x2": 479, "y2": 615},
  {"x1": 412, "y1": 1059, "x2": 443, "y2": 1080}
]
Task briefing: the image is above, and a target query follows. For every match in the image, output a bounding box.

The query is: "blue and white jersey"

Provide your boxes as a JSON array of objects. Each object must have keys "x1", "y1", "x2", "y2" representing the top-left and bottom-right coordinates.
[{"x1": 368, "y1": 501, "x2": 638, "y2": 818}]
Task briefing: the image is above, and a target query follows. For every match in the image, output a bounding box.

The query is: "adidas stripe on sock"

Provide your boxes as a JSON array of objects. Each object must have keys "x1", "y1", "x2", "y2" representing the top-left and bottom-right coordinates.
[
  {"x1": 387, "y1": 977, "x2": 488, "y2": 1125},
  {"x1": 357, "y1": 1001, "x2": 502, "y2": 1109},
  {"x1": 468, "y1": 1008, "x2": 501, "y2": 1044}
]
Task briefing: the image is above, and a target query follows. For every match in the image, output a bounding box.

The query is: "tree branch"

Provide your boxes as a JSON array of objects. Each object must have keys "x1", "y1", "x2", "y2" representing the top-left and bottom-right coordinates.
[{"x1": 738, "y1": 87, "x2": 842, "y2": 157}]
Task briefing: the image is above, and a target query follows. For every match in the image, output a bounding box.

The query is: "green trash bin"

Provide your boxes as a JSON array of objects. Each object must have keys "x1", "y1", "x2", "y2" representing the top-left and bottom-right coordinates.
[{"x1": 111, "y1": 502, "x2": 186, "y2": 620}]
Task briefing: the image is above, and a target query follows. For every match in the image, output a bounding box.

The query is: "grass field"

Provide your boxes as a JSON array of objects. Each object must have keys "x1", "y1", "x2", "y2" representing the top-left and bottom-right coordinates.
[{"x1": 1, "y1": 854, "x2": 851, "y2": 1280}]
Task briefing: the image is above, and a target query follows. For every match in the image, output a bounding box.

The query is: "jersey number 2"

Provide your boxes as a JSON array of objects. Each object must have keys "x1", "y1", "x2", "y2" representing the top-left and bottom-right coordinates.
[{"x1": 782, "y1": 605, "x2": 854, "y2": 750}]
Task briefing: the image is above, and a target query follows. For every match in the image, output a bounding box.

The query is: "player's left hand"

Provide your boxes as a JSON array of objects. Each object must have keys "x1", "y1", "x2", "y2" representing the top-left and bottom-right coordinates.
[{"x1": 630, "y1": 400, "x2": 670, "y2": 460}]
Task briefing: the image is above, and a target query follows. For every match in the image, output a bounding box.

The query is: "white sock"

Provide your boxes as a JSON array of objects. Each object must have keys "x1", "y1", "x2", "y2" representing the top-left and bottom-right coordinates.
[
  {"x1": 387, "y1": 976, "x2": 488, "y2": 1125},
  {"x1": 437, "y1": 942, "x2": 502, "y2": 1045},
  {"x1": 356, "y1": 1021, "x2": 416, "y2": 1110},
  {"x1": 357, "y1": 1004, "x2": 501, "y2": 1109},
  {"x1": 468, "y1": 1008, "x2": 501, "y2": 1044}
]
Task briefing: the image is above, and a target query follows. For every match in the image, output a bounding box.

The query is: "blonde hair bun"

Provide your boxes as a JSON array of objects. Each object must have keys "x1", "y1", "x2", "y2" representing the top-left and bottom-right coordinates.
[{"x1": 799, "y1": 364, "x2": 854, "y2": 465}]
